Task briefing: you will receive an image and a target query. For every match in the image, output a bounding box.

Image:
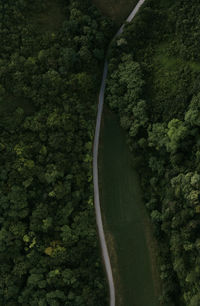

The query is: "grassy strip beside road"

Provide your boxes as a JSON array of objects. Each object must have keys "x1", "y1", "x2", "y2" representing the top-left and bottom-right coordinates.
[{"x1": 99, "y1": 108, "x2": 161, "y2": 306}]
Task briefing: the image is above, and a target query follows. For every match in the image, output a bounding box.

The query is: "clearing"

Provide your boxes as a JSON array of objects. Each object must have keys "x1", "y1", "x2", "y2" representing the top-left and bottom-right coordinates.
[
  {"x1": 99, "y1": 108, "x2": 161, "y2": 306},
  {"x1": 92, "y1": 0, "x2": 139, "y2": 25}
]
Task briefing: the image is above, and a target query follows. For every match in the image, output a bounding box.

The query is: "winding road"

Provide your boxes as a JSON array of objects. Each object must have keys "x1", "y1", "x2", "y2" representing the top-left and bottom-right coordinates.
[{"x1": 93, "y1": 1, "x2": 146, "y2": 306}]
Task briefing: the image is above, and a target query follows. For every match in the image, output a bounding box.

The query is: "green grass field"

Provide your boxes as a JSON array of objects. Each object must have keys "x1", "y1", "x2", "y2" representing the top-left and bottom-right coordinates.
[
  {"x1": 153, "y1": 42, "x2": 200, "y2": 75},
  {"x1": 99, "y1": 108, "x2": 161, "y2": 306},
  {"x1": 92, "y1": 0, "x2": 139, "y2": 25}
]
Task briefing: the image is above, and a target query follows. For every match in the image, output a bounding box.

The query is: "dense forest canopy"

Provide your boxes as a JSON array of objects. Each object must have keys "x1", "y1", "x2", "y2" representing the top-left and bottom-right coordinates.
[
  {"x1": 0, "y1": 0, "x2": 114, "y2": 305},
  {"x1": 106, "y1": 0, "x2": 200, "y2": 305},
  {"x1": 2, "y1": 0, "x2": 200, "y2": 305}
]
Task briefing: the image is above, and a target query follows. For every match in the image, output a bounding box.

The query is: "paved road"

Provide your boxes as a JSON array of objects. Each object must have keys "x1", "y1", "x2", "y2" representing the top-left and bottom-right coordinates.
[{"x1": 93, "y1": 1, "x2": 146, "y2": 306}]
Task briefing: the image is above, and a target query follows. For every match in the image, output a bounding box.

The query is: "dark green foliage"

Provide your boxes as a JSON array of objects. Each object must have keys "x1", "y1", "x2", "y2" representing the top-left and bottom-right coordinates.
[
  {"x1": 106, "y1": 1, "x2": 200, "y2": 305},
  {"x1": 0, "y1": 0, "x2": 114, "y2": 304}
]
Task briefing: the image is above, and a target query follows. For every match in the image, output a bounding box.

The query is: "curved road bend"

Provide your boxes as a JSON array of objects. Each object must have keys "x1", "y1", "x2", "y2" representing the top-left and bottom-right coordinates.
[{"x1": 93, "y1": 1, "x2": 146, "y2": 306}]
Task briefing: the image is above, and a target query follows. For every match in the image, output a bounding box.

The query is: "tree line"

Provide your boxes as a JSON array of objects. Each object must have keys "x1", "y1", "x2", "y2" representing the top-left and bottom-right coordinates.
[
  {"x1": 0, "y1": 0, "x2": 114, "y2": 304},
  {"x1": 106, "y1": 0, "x2": 200, "y2": 305}
]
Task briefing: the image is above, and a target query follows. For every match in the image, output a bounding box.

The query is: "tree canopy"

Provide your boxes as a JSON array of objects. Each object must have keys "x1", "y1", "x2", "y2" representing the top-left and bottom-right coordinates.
[
  {"x1": 106, "y1": 0, "x2": 200, "y2": 305},
  {"x1": 0, "y1": 0, "x2": 114, "y2": 304}
]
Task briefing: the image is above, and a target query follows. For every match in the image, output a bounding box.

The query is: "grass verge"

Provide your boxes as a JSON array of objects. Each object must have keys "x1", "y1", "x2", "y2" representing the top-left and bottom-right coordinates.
[
  {"x1": 92, "y1": 0, "x2": 139, "y2": 25},
  {"x1": 99, "y1": 107, "x2": 161, "y2": 306}
]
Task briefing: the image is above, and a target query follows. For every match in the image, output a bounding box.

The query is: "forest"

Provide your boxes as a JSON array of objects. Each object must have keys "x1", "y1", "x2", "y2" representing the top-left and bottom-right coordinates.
[
  {"x1": 106, "y1": 0, "x2": 200, "y2": 305},
  {"x1": 2, "y1": 0, "x2": 200, "y2": 305},
  {"x1": 0, "y1": 0, "x2": 114, "y2": 304}
]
